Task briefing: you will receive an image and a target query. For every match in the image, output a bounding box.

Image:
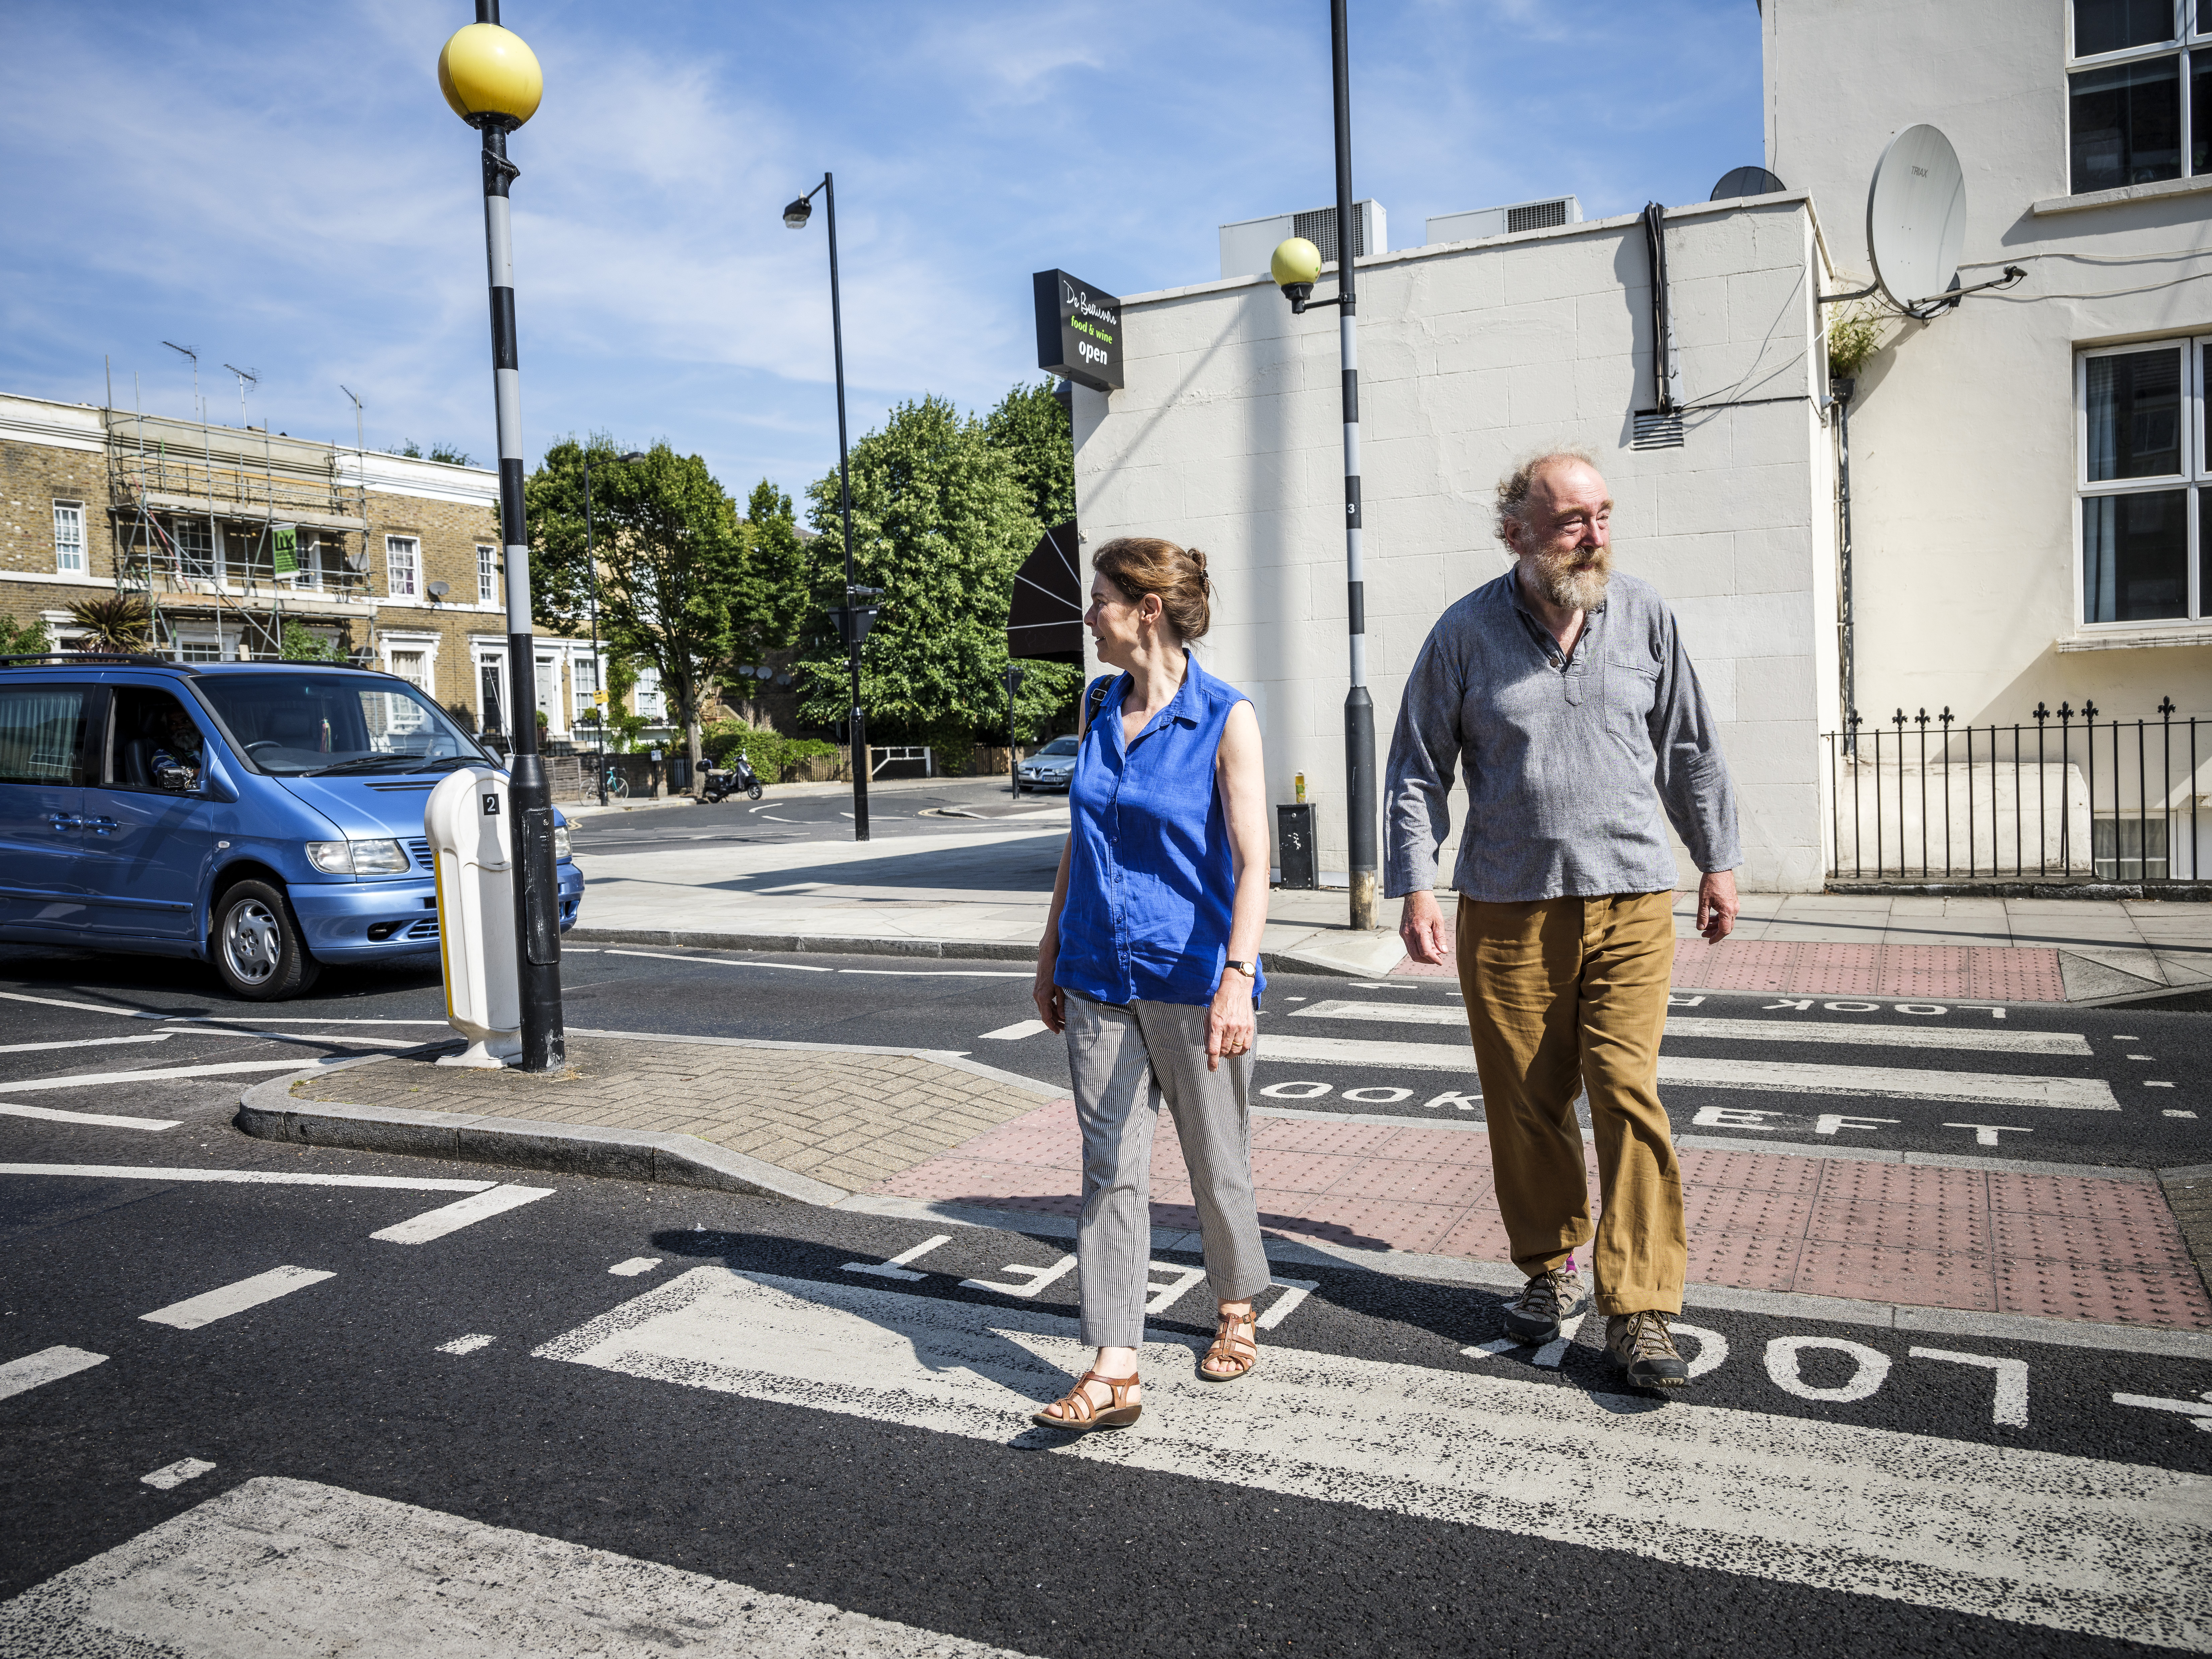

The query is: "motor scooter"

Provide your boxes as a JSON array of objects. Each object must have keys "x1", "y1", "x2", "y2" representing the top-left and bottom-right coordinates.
[{"x1": 702, "y1": 749, "x2": 764, "y2": 803}]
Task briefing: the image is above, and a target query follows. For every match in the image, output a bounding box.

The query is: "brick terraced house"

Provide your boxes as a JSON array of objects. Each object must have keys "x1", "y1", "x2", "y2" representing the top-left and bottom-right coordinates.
[{"x1": 0, "y1": 390, "x2": 644, "y2": 754}]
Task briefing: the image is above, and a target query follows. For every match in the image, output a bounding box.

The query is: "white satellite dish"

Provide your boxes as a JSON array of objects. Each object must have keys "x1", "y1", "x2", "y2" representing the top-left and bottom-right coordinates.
[{"x1": 1866, "y1": 124, "x2": 1966, "y2": 310}]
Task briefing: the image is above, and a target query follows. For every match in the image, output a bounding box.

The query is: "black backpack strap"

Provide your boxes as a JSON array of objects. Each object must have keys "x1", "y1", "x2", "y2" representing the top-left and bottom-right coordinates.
[{"x1": 1084, "y1": 673, "x2": 1115, "y2": 730}]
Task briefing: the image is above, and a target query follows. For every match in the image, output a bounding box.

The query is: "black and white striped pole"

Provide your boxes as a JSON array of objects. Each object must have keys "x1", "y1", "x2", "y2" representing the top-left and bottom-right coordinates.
[
  {"x1": 1269, "y1": 0, "x2": 1377, "y2": 932},
  {"x1": 439, "y1": 5, "x2": 564, "y2": 1071}
]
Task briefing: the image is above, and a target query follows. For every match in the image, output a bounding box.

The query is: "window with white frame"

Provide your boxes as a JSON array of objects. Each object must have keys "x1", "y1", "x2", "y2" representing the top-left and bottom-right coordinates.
[
  {"x1": 2079, "y1": 335, "x2": 2209, "y2": 625},
  {"x1": 2067, "y1": 0, "x2": 2211, "y2": 194},
  {"x1": 292, "y1": 530, "x2": 322, "y2": 590},
  {"x1": 173, "y1": 518, "x2": 216, "y2": 582},
  {"x1": 634, "y1": 665, "x2": 665, "y2": 721},
  {"x1": 52, "y1": 501, "x2": 85, "y2": 575},
  {"x1": 386, "y1": 535, "x2": 421, "y2": 598},
  {"x1": 477, "y1": 543, "x2": 498, "y2": 605},
  {"x1": 571, "y1": 654, "x2": 600, "y2": 725}
]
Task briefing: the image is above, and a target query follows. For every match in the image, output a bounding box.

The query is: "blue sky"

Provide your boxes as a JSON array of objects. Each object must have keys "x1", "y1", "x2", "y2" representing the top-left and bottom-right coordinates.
[{"x1": 0, "y1": 1, "x2": 1762, "y2": 509}]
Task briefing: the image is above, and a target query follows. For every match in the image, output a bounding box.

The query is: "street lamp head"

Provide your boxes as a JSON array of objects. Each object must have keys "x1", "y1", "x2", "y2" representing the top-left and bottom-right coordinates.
[
  {"x1": 438, "y1": 22, "x2": 544, "y2": 130},
  {"x1": 783, "y1": 196, "x2": 814, "y2": 230},
  {"x1": 619, "y1": 450, "x2": 648, "y2": 462},
  {"x1": 1270, "y1": 236, "x2": 1322, "y2": 310}
]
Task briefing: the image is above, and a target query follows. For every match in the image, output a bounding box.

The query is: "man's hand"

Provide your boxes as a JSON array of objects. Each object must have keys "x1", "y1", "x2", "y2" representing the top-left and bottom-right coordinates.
[
  {"x1": 1032, "y1": 970, "x2": 1066, "y2": 1034},
  {"x1": 1400, "y1": 890, "x2": 1451, "y2": 966},
  {"x1": 1696, "y1": 869, "x2": 1739, "y2": 944}
]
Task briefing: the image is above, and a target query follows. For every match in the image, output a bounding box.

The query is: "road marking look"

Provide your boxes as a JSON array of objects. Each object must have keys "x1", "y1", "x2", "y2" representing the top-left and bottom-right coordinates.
[
  {"x1": 0, "y1": 1345, "x2": 108, "y2": 1402},
  {"x1": 0, "y1": 1102, "x2": 179, "y2": 1130},
  {"x1": 369, "y1": 1185, "x2": 556, "y2": 1244},
  {"x1": 0, "y1": 1059, "x2": 354, "y2": 1094},
  {"x1": 980, "y1": 1019, "x2": 1050, "y2": 1040},
  {"x1": 0, "y1": 1033, "x2": 173, "y2": 1056},
  {"x1": 609, "y1": 1257, "x2": 663, "y2": 1277},
  {"x1": 141, "y1": 1458, "x2": 216, "y2": 1490},
  {"x1": 1293, "y1": 1001, "x2": 2091, "y2": 1056},
  {"x1": 0, "y1": 1164, "x2": 495, "y2": 1192},
  {"x1": 141, "y1": 1266, "x2": 334, "y2": 1330},
  {"x1": 437, "y1": 1335, "x2": 497, "y2": 1355}
]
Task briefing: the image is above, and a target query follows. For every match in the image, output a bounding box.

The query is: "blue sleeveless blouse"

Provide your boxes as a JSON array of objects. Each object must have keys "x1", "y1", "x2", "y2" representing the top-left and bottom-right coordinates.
[{"x1": 1054, "y1": 656, "x2": 1262, "y2": 1007}]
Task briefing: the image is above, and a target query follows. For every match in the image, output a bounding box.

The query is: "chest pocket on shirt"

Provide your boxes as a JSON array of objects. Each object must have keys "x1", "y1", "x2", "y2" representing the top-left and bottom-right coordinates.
[{"x1": 1606, "y1": 652, "x2": 1659, "y2": 727}]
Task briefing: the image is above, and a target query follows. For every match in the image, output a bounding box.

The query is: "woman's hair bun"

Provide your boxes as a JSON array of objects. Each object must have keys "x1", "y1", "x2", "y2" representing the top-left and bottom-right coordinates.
[{"x1": 1092, "y1": 536, "x2": 1214, "y2": 641}]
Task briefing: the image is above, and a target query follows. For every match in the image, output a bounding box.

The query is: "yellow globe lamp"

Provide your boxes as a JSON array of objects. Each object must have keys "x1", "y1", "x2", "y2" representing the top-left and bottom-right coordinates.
[
  {"x1": 1270, "y1": 236, "x2": 1323, "y2": 289},
  {"x1": 438, "y1": 22, "x2": 544, "y2": 128}
]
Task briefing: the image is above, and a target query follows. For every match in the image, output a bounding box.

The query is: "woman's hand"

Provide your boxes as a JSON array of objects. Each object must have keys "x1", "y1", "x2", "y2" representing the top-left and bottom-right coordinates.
[
  {"x1": 1033, "y1": 970, "x2": 1066, "y2": 1034},
  {"x1": 1205, "y1": 973, "x2": 1255, "y2": 1072}
]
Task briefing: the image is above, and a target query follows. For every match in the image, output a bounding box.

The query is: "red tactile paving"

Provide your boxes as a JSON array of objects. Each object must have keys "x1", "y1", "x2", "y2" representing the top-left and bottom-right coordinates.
[
  {"x1": 872, "y1": 1097, "x2": 2211, "y2": 1331},
  {"x1": 1392, "y1": 924, "x2": 2069, "y2": 1002}
]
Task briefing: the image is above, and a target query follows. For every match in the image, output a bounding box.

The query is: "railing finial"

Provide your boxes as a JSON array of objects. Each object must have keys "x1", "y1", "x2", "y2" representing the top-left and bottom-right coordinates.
[
  {"x1": 2058, "y1": 701, "x2": 2073, "y2": 724},
  {"x1": 2158, "y1": 696, "x2": 2177, "y2": 718},
  {"x1": 2083, "y1": 698, "x2": 2098, "y2": 721},
  {"x1": 2033, "y1": 702, "x2": 2050, "y2": 725},
  {"x1": 1914, "y1": 707, "x2": 1929, "y2": 729}
]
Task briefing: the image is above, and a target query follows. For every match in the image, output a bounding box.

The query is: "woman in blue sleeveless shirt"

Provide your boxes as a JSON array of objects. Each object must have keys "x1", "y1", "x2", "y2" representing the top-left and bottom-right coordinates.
[{"x1": 1029, "y1": 536, "x2": 1273, "y2": 1433}]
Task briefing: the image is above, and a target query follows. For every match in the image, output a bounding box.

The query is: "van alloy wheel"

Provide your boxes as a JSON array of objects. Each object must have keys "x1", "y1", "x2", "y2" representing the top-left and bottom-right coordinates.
[{"x1": 221, "y1": 898, "x2": 281, "y2": 985}]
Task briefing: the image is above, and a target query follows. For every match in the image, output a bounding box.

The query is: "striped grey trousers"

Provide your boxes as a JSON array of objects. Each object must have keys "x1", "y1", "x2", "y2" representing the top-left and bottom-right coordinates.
[{"x1": 1065, "y1": 992, "x2": 1272, "y2": 1347}]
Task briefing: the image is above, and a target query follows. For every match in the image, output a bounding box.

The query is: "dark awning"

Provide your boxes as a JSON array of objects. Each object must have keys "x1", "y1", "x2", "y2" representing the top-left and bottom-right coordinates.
[{"x1": 1007, "y1": 520, "x2": 1083, "y2": 663}]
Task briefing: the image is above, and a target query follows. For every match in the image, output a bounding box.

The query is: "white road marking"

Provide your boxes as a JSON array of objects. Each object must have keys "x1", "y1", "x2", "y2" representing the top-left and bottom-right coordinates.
[
  {"x1": 979, "y1": 1019, "x2": 1050, "y2": 1040},
  {"x1": 2166, "y1": 1109, "x2": 2199, "y2": 1119},
  {"x1": 1671, "y1": 1322, "x2": 1729, "y2": 1379},
  {"x1": 841, "y1": 1235, "x2": 954, "y2": 1281},
  {"x1": 141, "y1": 1266, "x2": 334, "y2": 1330},
  {"x1": 1294, "y1": 1001, "x2": 2091, "y2": 1055},
  {"x1": 0, "y1": 1345, "x2": 107, "y2": 1402},
  {"x1": 0, "y1": 991, "x2": 443, "y2": 1026},
  {"x1": 1259, "y1": 1034, "x2": 2123, "y2": 1109},
  {"x1": 0, "y1": 1102, "x2": 180, "y2": 1130},
  {"x1": 152, "y1": 1026, "x2": 423, "y2": 1049},
  {"x1": 0, "y1": 1033, "x2": 171, "y2": 1055},
  {"x1": 1533, "y1": 1312, "x2": 1586, "y2": 1369},
  {"x1": 607, "y1": 948, "x2": 831, "y2": 972},
  {"x1": 961, "y1": 1253, "x2": 1077, "y2": 1298},
  {"x1": 2113, "y1": 1390, "x2": 2212, "y2": 1425},
  {"x1": 1460, "y1": 1337, "x2": 1522, "y2": 1359},
  {"x1": 1143, "y1": 1262, "x2": 1210, "y2": 1314},
  {"x1": 837, "y1": 968, "x2": 1035, "y2": 978},
  {"x1": 1766, "y1": 1336, "x2": 1892, "y2": 1403},
  {"x1": 1257, "y1": 1277, "x2": 1319, "y2": 1330},
  {"x1": 437, "y1": 1334, "x2": 497, "y2": 1355},
  {"x1": 2148, "y1": 1081, "x2": 2177, "y2": 1088},
  {"x1": 1911, "y1": 1348, "x2": 2030, "y2": 1427},
  {"x1": 141, "y1": 1458, "x2": 216, "y2": 1490},
  {"x1": 0, "y1": 991, "x2": 168, "y2": 1020},
  {"x1": 1815, "y1": 1113, "x2": 1901, "y2": 1137},
  {"x1": 0, "y1": 1477, "x2": 1030, "y2": 1658},
  {"x1": 1944, "y1": 1122, "x2": 2033, "y2": 1146},
  {"x1": 369, "y1": 1185, "x2": 555, "y2": 1244},
  {"x1": 0, "y1": 1164, "x2": 494, "y2": 1192},
  {"x1": 536, "y1": 1267, "x2": 2212, "y2": 1644},
  {"x1": 608, "y1": 1257, "x2": 664, "y2": 1277},
  {"x1": 0, "y1": 1059, "x2": 354, "y2": 1094}
]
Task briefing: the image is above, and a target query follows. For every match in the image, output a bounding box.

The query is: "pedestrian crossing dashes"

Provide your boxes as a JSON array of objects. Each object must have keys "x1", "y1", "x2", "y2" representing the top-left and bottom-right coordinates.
[{"x1": 1295, "y1": 1000, "x2": 2092, "y2": 1056}]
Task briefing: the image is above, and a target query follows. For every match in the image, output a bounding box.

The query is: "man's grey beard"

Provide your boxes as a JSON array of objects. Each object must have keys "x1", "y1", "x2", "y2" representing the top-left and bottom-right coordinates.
[{"x1": 1526, "y1": 544, "x2": 1612, "y2": 610}]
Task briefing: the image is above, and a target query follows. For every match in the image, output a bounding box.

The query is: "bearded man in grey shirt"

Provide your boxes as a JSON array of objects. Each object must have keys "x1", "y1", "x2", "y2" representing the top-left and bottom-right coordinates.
[{"x1": 1384, "y1": 447, "x2": 1740, "y2": 1388}]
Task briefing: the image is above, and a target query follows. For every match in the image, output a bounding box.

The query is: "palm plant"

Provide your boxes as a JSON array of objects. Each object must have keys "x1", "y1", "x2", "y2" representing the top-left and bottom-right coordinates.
[{"x1": 65, "y1": 594, "x2": 153, "y2": 653}]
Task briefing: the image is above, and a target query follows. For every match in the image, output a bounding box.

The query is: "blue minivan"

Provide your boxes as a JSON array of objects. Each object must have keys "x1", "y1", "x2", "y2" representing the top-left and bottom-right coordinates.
[{"x1": 0, "y1": 653, "x2": 583, "y2": 1000}]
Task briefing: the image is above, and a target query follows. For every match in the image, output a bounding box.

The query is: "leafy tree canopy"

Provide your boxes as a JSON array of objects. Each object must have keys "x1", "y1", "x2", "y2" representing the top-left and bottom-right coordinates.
[
  {"x1": 525, "y1": 437, "x2": 745, "y2": 772},
  {"x1": 730, "y1": 480, "x2": 810, "y2": 669},
  {"x1": 795, "y1": 394, "x2": 1078, "y2": 752},
  {"x1": 983, "y1": 379, "x2": 1074, "y2": 530}
]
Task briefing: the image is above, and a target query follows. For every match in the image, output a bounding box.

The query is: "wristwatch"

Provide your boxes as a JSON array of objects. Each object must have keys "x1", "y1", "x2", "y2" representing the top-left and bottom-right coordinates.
[{"x1": 1223, "y1": 958, "x2": 1258, "y2": 979}]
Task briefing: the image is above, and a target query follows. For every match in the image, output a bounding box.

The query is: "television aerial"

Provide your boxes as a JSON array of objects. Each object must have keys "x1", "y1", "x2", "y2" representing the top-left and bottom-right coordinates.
[{"x1": 1821, "y1": 124, "x2": 2021, "y2": 319}]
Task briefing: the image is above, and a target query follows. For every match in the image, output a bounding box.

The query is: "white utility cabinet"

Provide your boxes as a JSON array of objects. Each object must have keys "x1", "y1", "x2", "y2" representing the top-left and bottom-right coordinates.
[{"x1": 425, "y1": 766, "x2": 520, "y2": 1068}]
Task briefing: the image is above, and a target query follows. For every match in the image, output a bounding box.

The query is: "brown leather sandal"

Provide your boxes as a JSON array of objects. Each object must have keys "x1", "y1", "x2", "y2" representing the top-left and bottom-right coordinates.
[
  {"x1": 1199, "y1": 1308, "x2": 1259, "y2": 1382},
  {"x1": 1031, "y1": 1369, "x2": 1141, "y2": 1432}
]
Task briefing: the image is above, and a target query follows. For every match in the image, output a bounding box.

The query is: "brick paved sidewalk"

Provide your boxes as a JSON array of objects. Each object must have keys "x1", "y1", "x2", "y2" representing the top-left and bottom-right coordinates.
[{"x1": 875, "y1": 1099, "x2": 2212, "y2": 1332}]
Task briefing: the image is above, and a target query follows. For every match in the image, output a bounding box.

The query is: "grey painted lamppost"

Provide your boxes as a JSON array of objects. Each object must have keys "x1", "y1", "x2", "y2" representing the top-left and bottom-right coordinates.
[
  {"x1": 1267, "y1": 0, "x2": 1377, "y2": 932},
  {"x1": 583, "y1": 447, "x2": 647, "y2": 804},
  {"x1": 782, "y1": 174, "x2": 875, "y2": 843},
  {"x1": 438, "y1": 4, "x2": 564, "y2": 1070}
]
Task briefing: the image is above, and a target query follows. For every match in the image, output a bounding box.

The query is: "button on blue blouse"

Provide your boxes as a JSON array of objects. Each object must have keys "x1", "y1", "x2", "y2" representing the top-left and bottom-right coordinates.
[{"x1": 1054, "y1": 656, "x2": 1262, "y2": 1008}]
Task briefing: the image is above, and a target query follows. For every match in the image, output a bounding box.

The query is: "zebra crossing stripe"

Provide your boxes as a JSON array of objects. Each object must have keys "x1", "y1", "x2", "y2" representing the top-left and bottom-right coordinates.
[
  {"x1": 535, "y1": 1267, "x2": 2208, "y2": 1646},
  {"x1": 1258, "y1": 1035, "x2": 2119, "y2": 1109}
]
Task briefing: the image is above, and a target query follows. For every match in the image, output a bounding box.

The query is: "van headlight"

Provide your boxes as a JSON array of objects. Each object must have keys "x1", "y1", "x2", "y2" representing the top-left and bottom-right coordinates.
[
  {"x1": 306, "y1": 839, "x2": 410, "y2": 875},
  {"x1": 554, "y1": 824, "x2": 572, "y2": 861}
]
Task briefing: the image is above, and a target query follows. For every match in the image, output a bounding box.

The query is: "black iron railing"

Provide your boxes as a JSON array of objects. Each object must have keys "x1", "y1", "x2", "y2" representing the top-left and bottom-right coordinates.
[{"x1": 1825, "y1": 701, "x2": 2205, "y2": 883}]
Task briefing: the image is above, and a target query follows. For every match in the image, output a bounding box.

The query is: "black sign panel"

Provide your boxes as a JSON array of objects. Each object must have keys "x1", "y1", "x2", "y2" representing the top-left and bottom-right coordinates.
[{"x1": 1033, "y1": 269, "x2": 1123, "y2": 393}]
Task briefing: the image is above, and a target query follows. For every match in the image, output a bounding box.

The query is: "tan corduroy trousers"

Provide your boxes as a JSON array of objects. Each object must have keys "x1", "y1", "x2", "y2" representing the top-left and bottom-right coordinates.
[{"x1": 1455, "y1": 891, "x2": 1686, "y2": 1314}]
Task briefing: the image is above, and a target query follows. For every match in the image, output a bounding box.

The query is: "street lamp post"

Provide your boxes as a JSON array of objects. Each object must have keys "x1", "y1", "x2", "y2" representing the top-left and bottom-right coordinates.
[
  {"x1": 582, "y1": 447, "x2": 647, "y2": 805},
  {"x1": 782, "y1": 174, "x2": 871, "y2": 842},
  {"x1": 1266, "y1": 0, "x2": 1377, "y2": 933},
  {"x1": 437, "y1": 3, "x2": 564, "y2": 1071}
]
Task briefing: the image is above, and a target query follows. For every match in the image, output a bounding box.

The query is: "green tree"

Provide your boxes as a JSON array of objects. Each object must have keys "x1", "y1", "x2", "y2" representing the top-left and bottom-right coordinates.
[
  {"x1": 280, "y1": 622, "x2": 345, "y2": 662},
  {"x1": 0, "y1": 615, "x2": 49, "y2": 656},
  {"x1": 983, "y1": 379, "x2": 1075, "y2": 529},
  {"x1": 526, "y1": 437, "x2": 744, "y2": 794},
  {"x1": 730, "y1": 480, "x2": 810, "y2": 669},
  {"x1": 794, "y1": 395, "x2": 1079, "y2": 757}
]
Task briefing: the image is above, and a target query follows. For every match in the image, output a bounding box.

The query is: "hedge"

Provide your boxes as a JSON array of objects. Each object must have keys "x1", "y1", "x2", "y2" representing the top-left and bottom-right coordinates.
[{"x1": 701, "y1": 722, "x2": 838, "y2": 779}]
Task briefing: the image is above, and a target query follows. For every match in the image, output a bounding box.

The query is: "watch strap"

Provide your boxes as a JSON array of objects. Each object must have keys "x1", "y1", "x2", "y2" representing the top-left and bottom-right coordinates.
[{"x1": 1224, "y1": 958, "x2": 1258, "y2": 978}]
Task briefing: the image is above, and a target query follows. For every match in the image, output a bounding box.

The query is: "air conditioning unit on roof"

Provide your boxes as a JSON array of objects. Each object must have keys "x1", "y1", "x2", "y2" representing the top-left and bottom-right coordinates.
[
  {"x1": 1219, "y1": 200, "x2": 1387, "y2": 281},
  {"x1": 1425, "y1": 196, "x2": 1582, "y2": 245}
]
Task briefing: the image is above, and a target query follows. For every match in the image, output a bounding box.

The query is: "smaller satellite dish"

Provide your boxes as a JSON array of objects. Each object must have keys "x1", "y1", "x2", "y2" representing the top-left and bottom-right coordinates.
[
  {"x1": 427, "y1": 580, "x2": 451, "y2": 599},
  {"x1": 1710, "y1": 166, "x2": 1786, "y2": 201},
  {"x1": 1866, "y1": 124, "x2": 1966, "y2": 310},
  {"x1": 344, "y1": 547, "x2": 371, "y2": 572}
]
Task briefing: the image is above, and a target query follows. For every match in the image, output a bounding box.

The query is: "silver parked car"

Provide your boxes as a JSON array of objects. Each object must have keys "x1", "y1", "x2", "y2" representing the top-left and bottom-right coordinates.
[{"x1": 1014, "y1": 734, "x2": 1080, "y2": 793}]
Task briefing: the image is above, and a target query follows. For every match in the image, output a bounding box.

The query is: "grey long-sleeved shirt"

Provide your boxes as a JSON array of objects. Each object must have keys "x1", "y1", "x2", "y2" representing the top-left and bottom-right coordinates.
[{"x1": 1382, "y1": 568, "x2": 1741, "y2": 903}]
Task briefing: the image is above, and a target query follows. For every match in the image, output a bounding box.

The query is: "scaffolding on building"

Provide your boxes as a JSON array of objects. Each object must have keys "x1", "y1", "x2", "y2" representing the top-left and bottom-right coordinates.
[{"x1": 103, "y1": 396, "x2": 374, "y2": 663}]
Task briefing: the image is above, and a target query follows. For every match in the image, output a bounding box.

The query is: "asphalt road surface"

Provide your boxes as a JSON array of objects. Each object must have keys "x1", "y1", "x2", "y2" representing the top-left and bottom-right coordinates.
[
  {"x1": 568, "y1": 775, "x2": 1064, "y2": 854},
  {"x1": 2, "y1": 940, "x2": 2209, "y2": 1654}
]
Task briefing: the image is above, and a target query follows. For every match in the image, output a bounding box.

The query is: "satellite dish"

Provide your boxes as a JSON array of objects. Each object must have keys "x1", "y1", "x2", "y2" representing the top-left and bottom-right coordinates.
[
  {"x1": 1710, "y1": 166, "x2": 1786, "y2": 201},
  {"x1": 344, "y1": 547, "x2": 371, "y2": 572},
  {"x1": 427, "y1": 580, "x2": 450, "y2": 599},
  {"x1": 1866, "y1": 124, "x2": 1966, "y2": 310}
]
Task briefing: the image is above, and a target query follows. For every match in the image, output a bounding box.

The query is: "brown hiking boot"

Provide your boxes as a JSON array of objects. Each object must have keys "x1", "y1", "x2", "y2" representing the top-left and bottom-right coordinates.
[{"x1": 1606, "y1": 1310, "x2": 1691, "y2": 1387}]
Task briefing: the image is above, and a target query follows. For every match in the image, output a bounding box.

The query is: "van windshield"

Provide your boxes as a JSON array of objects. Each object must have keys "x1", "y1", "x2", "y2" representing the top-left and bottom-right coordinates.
[{"x1": 194, "y1": 674, "x2": 491, "y2": 777}]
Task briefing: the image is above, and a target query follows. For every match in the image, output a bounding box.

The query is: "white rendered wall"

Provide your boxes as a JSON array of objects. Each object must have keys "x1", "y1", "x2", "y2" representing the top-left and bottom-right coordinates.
[
  {"x1": 1075, "y1": 198, "x2": 1837, "y2": 893},
  {"x1": 1765, "y1": 0, "x2": 2212, "y2": 731}
]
